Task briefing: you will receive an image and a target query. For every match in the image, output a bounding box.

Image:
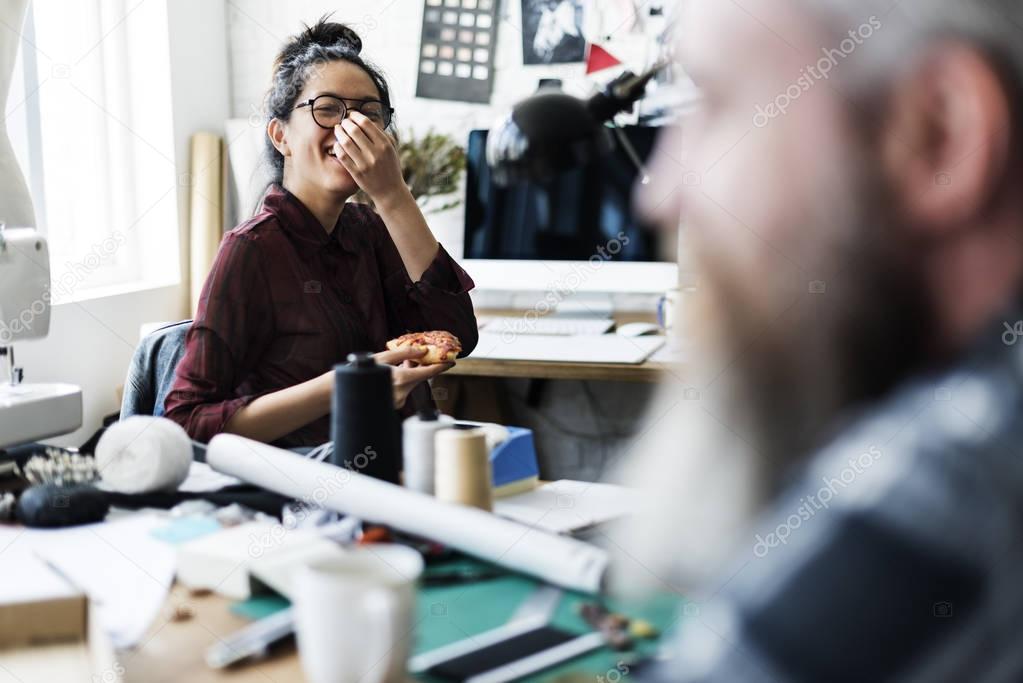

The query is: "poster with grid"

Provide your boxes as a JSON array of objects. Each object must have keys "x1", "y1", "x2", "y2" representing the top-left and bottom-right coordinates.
[{"x1": 416, "y1": 0, "x2": 499, "y2": 104}]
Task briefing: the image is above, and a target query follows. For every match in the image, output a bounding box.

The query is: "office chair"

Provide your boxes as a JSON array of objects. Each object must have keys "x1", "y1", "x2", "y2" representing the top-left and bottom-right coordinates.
[{"x1": 119, "y1": 320, "x2": 193, "y2": 420}]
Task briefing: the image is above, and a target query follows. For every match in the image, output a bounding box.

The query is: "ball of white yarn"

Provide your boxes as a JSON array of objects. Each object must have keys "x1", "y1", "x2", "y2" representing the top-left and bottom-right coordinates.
[{"x1": 95, "y1": 416, "x2": 192, "y2": 494}]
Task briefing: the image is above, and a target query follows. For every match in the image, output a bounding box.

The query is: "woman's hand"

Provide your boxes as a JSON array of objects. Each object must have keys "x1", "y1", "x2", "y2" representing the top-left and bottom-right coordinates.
[
  {"x1": 373, "y1": 347, "x2": 454, "y2": 409},
  {"x1": 335, "y1": 111, "x2": 440, "y2": 282},
  {"x1": 333, "y1": 112, "x2": 408, "y2": 207}
]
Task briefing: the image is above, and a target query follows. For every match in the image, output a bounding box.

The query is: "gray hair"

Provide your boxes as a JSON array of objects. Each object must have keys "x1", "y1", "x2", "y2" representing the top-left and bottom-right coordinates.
[{"x1": 803, "y1": 0, "x2": 1023, "y2": 97}]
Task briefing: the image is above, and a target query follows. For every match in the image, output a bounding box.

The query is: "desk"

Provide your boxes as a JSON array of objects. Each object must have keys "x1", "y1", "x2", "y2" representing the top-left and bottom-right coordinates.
[
  {"x1": 120, "y1": 564, "x2": 680, "y2": 683},
  {"x1": 119, "y1": 585, "x2": 298, "y2": 683},
  {"x1": 450, "y1": 310, "x2": 680, "y2": 384},
  {"x1": 448, "y1": 357, "x2": 673, "y2": 384},
  {"x1": 436, "y1": 310, "x2": 681, "y2": 422}
]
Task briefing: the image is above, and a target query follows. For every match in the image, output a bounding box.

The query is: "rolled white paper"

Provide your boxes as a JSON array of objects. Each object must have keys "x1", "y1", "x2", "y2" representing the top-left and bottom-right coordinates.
[
  {"x1": 207, "y1": 434, "x2": 608, "y2": 594},
  {"x1": 402, "y1": 412, "x2": 455, "y2": 495},
  {"x1": 96, "y1": 416, "x2": 192, "y2": 493}
]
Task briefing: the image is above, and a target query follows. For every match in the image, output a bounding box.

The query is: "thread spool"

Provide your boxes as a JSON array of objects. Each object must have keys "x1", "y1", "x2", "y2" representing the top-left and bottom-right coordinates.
[
  {"x1": 403, "y1": 409, "x2": 455, "y2": 495},
  {"x1": 331, "y1": 352, "x2": 401, "y2": 484},
  {"x1": 434, "y1": 426, "x2": 493, "y2": 511}
]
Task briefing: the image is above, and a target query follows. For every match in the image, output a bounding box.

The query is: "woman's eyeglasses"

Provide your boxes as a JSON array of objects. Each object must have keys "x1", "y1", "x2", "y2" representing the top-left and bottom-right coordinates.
[{"x1": 294, "y1": 95, "x2": 394, "y2": 130}]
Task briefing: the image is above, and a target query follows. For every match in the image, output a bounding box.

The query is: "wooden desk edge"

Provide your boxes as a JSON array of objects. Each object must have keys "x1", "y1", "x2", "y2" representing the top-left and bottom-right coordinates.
[{"x1": 448, "y1": 358, "x2": 680, "y2": 383}]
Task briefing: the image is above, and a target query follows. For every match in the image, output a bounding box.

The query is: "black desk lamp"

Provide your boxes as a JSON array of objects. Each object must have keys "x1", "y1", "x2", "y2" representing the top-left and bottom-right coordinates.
[{"x1": 486, "y1": 63, "x2": 666, "y2": 186}]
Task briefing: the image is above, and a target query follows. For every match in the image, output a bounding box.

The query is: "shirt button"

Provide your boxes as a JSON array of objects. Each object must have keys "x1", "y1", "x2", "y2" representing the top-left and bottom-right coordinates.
[{"x1": 342, "y1": 293, "x2": 352, "y2": 304}]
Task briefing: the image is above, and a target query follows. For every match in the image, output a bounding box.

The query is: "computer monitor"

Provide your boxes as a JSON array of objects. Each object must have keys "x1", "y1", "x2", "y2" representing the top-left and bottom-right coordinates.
[{"x1": 462, "y1": 126, "x2": 677, "y2": 296}]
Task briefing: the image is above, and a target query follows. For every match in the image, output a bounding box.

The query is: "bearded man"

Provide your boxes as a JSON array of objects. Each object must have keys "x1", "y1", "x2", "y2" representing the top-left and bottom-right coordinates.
[{"x1": 613, "y1": 1, "x2": 1023, "y2": 680}]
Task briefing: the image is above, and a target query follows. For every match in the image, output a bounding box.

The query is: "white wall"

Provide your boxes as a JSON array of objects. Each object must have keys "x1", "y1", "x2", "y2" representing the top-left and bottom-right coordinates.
[
  {"x1": 167, "y1": 0, "x2": 232, "y2": 314},
  {"x1": 225, "y1": 0, "x2": 654, "y2": 139},
  {"x1": 16, "y1": 285, "x2": 182, "y2": 447}
]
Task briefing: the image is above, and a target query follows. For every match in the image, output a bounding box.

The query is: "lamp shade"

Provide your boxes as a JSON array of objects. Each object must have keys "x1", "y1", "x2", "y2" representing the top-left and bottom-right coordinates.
[
  {"x1": 486, "y1": 90, "x2": 612, "y2": 186},
  {"x1": 486, "y1": 64, "x2": 665, "y2": 186}
]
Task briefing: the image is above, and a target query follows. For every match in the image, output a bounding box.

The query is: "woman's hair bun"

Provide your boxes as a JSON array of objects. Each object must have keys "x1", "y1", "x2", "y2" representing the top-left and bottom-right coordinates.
[
  {"x1": 298, "y1": 17, "x2": 362, "y2": 54},
  {"x1": 264, "y1": 13, "x2": 392, "y2": 193}
]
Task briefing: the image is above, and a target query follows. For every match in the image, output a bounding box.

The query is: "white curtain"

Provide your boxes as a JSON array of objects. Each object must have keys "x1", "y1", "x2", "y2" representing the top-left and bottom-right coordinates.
[
  {"x1": 0, "y1": 0, "x2": 36, "y2": 228},
  {"x1": 8, "y1": 0, "x2": 178, "y2": 294}
]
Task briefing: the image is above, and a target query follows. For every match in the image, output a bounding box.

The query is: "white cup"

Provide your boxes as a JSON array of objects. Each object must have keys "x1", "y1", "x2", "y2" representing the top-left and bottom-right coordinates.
[
  {"x1": 657, "y1": 287, "x2": 681, "y2": 332},
  {"x1": 293, "y1": 544, "x2": 424, "y2": 683}
]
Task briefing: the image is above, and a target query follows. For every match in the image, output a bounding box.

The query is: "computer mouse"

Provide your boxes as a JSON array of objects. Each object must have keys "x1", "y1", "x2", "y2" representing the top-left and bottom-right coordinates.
[{"x1": 615, "y1": 322, "x2": 662, "y2": 337}]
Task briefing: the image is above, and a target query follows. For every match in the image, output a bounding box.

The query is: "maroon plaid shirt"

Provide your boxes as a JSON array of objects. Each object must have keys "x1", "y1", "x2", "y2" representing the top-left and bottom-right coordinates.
[{"x1": 164, "y1": 185, "x2": 478, "y2": 447}]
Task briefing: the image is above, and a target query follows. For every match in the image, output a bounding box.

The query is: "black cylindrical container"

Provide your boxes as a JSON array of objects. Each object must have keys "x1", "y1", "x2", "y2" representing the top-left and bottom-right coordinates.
[{"x1": 330, "y1": 352, "x2": 401, "y2": 484}]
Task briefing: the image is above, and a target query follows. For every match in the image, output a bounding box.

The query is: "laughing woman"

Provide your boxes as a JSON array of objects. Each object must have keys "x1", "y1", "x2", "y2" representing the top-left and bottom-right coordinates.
[{"x1": 164, "y1": 19, "x2": 478, "y2": 448}]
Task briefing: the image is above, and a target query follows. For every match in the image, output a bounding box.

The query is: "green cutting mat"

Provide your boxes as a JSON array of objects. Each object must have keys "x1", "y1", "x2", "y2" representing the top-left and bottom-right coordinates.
[{"x1": 233, "y1": 556, "x2": 683, "y2": 682}]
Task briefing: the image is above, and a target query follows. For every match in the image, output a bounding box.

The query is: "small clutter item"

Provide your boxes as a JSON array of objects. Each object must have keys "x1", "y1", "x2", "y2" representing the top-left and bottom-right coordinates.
[
  {"x1": 402, "y1": 408, "x2": 455, "y2": 494},
  {"x1": 484, "y1": 425, "x2": 540, "y2": 497},
  {"x1": 11, "y1": 448, "x2": 109, "y2": 528},
  {"x1": 577, "y1": 602, "x2": 632, "y2": 651},
  {"x1": 95, "y1": 416, "x2": 192, "y2": 494},
  {"x1": 293, "y1": 544, "x2": 424, "y2": 683},
  {"x1": 0, "y1": 491, "x2": 15, "y2": 521},
  {"x1": 577, "y1": 602, "x2": 660, "y2": 651},
  {"x1": 207, "y1": 434, "x2": 609, "y2": 593},
  {"x1": 176, "y1": 522, "x2": 335, "y2": 601},
  {"x1": 493, "y1": 480, "x2": 638, "y2": 534},
  {"x1": 17, "y1": 448, "x2": 99, "y2": 486},
  {"x1": 12, "y1": 447, "x2": 106, "y2": 527},
  {"x1": 15, "y1": 484, "x2": 109, "y2": 528},
  {"x1": 434, "y1": 426, "x2": 493, "y2": 511},
  {"x1": 657, "y1": 287, "x2": 679, "y2": 332},
  {"x1": 331, "y1": 352, "x2": 401, "y2": 484}
]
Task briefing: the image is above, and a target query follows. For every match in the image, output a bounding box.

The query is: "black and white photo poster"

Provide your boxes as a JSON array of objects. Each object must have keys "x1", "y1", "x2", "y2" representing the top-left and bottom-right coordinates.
[{"x1": 520, "y1": 0, "x2": 585, "y2": 64}]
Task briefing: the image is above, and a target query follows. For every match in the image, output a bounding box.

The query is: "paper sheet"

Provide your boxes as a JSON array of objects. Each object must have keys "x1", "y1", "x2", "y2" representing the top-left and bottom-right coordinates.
[
  {"x1": 494, "y1": 480, "x2": 638, "y2": 534},
  {"x1": 206, "y1": 434, "x2": 609, "y2": 594},
  {"x1": 1, "y1": 515, "x2": 175, "y2": 649},
  {"x1": 0, "y1": 525, "x2": 78, "y2": 605},
  {"x1": 179, "y1": 461, "x2": 243, "y2": 492}
]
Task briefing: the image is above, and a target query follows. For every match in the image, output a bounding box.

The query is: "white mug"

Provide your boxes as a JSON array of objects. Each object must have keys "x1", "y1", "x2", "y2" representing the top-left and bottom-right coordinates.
[
  {"x1": 657, "y1": 287, "x2": 681, "y2": 332},
  {"x1": 293, "y1": 544, "x2": 425, "y2": 683}
]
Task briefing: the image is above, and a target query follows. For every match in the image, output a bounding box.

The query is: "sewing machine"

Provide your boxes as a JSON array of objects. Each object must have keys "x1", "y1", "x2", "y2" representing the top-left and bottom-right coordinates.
[{"x1": 0, "y1": 223, "x2": 82, "y2": 449}]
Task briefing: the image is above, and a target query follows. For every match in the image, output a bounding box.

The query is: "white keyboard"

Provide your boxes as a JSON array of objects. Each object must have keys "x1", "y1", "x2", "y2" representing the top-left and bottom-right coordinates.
[
  {"x1": 471, "y1": 332, "x2": 664, "y2": 364},
  {"x1": 480, "y1": 316, "x2": 614, "y2": 337}
]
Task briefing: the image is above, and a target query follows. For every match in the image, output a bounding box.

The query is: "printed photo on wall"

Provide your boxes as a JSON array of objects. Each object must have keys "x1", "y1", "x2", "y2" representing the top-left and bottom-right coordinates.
[{"x1": 520, "y1": 0, "x2": 585, "y2": 64}]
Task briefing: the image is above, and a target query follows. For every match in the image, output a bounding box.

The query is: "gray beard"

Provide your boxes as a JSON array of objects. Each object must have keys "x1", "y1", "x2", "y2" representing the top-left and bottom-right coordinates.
[{"x1": 608, "y1": 175, "x2": 933, "y2": 592}]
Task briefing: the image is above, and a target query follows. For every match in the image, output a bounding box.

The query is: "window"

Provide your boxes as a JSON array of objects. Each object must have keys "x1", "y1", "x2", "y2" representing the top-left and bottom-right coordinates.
[{"x1": 4, "y1": 0, "x2": 180, "y2": 302}]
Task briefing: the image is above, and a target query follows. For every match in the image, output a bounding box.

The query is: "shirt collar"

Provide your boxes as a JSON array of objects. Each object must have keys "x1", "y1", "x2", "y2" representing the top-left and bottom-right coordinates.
[{"x1": 262, "y1": 184, "x2": 357, "y2": 253}]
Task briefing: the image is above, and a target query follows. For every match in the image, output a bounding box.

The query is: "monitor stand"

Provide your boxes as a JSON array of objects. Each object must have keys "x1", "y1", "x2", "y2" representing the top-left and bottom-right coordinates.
[{"x1": 546, "y1": 293, "x2": 614, "y2": 319}]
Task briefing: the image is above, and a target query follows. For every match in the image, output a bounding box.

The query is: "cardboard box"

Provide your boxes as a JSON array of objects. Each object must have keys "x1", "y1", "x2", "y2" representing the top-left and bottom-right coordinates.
[
  {"x1": 0, "y1": 592, "x2": 87, "y2": 648},
  {"x1": 0, "y1": 600, "x2": 122, "y2": 682}
]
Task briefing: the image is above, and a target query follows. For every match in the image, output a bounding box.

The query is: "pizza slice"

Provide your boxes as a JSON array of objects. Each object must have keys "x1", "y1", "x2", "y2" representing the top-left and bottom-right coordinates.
[{"x1": 386, "y1": 330, "x2": 462, "y2": 365}]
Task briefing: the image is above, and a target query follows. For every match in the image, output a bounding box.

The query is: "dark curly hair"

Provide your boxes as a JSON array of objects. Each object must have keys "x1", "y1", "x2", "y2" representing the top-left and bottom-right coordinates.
[{"x1": 263, "y1": 16, "x2": 393, "y2": 188}]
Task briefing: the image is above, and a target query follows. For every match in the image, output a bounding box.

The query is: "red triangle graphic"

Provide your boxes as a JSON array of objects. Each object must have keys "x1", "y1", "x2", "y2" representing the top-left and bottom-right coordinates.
[{"x1": 586, "y1": 43, "x2": 623, "y2": 74}]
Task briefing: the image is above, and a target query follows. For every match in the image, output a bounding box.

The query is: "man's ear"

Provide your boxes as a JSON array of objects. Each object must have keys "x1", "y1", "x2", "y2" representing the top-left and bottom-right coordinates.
[
  {"x1": 268, "y1": 118, "x2": 290, "y2": 158},
  {"x1": 879, "y1": 42, "x2": 1012, "y2": 233}
]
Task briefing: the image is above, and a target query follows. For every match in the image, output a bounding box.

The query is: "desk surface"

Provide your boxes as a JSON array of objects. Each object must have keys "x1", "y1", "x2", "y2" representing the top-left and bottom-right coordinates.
[
  {"x1": 448, "y1": 356, "x2": 675, "y2": 383},
  {"x1": 119, "y1": 584, "x2": 298, "y2": 683},
  {"x1": 451, "y1": 310, "x2": 681, "y2": 383},
  {"x1": 120, "y1": 566, "x2": 680, "y2": 683}
]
